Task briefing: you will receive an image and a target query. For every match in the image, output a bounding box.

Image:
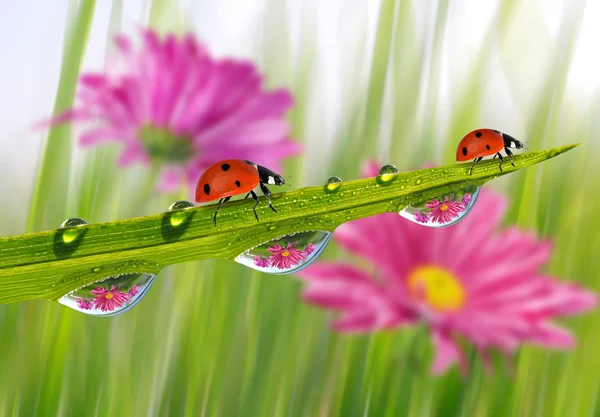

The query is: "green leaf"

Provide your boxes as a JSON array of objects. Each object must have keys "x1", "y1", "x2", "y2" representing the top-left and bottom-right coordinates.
[{"x1": 0, "y1": 144, "x2": 578, "y2": 304}]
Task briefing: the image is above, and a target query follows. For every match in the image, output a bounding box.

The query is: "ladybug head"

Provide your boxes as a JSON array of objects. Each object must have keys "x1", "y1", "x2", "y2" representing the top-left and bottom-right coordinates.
[{"x1": 272, "y1": 174, "x2": 285, "y2": 186}]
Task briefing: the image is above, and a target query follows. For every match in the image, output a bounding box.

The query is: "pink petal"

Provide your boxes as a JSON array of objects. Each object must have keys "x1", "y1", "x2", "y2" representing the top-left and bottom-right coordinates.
[
  {"x1": 528, "y1": 322, "x2": 575, "y2": 348},
  {"x1": 431, "y1": 330, "x2": 467, "y2": 376},
  {"x1": 332, "y1": 310, "x2": 379, "y2": 332}
]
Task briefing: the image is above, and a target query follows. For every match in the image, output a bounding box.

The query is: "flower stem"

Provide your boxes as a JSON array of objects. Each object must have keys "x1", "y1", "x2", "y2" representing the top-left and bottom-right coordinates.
[{"x1": 0, "y1": 144, "x2": 579, "y2": 304}]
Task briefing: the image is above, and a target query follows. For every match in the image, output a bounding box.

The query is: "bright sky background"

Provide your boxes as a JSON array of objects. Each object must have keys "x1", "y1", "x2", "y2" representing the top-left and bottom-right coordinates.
[{"x1": 0, "y1": 0, "x2": 597, "y2": 202}]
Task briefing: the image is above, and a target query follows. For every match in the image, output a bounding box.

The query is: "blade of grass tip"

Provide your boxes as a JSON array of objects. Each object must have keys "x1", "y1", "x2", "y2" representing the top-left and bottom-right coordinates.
[
  {"x1": 416, "y1": 0, "x2": 449, "y2": 163},
  {"x1": 359, "y1": 0, "x2": 396, "y2": 159},
  {"x1": 26, "y1": 0, "x2": 97, "y2": 233},
  {"x1": 261, "y1": 0, "x2": 303, "y2": 183},
  {"x1": 74, "y1": 0, "x2": 124, "y2": 222},
  {"x1": 148, "y1": 0, "x2": 186, "y2": 34},
  {"x1": 389, "y1": 0, "x2": 425, "y2": 168}
]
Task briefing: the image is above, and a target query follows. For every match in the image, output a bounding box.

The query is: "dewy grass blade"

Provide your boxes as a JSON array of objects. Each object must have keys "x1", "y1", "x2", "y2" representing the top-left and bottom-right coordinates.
[
  {"x1": 0, "y1": 145, "x2": 578, "y2": 304},
  {"x1": 25, "y1": 0, "x2": 96, "y2": 233}
]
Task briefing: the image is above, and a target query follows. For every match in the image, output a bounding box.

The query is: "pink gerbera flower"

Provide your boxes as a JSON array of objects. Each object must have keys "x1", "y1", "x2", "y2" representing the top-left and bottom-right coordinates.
[
  {"x1": 304, "y1": 242, "x2": 316, "y2": 256},
  {"x1": 91, "y1": 285, "x2": 130, "y2": 312},
  {"x1": 425, "y1": 196, "x2": 465, "y2": 224},
  {"x1": 296, "y1": 160, "x2": 597, "y2": 375},
  {"x1": 268, "y1": 243, "x2": 306, "y2": 270},
  {"x1": 414, "y1": 211, "x2": 429, "y2": 224},
  {"x1": 128, "y1": 285, "x2": 139, "y2": 298},
  {"x1": 77, "y1": 298, "x2": 93, "y2": 310},
  {"x1": 38, "y1": 29, "x2": 300, "y2": 194},
  {"x1": 253, "y1": 256, "x2": 270, "y2": 268}
]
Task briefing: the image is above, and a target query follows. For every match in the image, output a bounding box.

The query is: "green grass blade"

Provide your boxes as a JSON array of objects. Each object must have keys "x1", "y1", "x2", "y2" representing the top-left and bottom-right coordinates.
[
  {"x1": 25, "y1": 0, "x2": 96, "y2": 233},
  {"x1": 0, "y1": 144, "x2": 578, "y2": 304}
]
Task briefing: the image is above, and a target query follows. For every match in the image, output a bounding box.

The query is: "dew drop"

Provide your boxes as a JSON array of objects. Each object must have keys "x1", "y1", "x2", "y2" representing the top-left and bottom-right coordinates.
[
  {"x1": 60, "y1": 218, "x2": 87, "y2": 244},
  {"x1": 376, "y1": 164, "x2": 399, "y2": 185},
  {"x1": 162, "y1": 201, "x2": 196, "y2": 241},
  {"x1": 169, "y1": 200, "x2": 194, "y2": 211},
  {"x1": 399, "y1": 184, "x2": 480, "y2": 228},
  {"x1": 58, "y1": 273, "x2": 156, "y2": 317},
  {"x1": 324, "y1": 177, "x2": 342, "y2": 194},
  {"x1": 235, "y1": 230, "x2": 332, "y2": 274},
  {"x1": 61, "y1": 217, "x2": 88, "y2": 228}
]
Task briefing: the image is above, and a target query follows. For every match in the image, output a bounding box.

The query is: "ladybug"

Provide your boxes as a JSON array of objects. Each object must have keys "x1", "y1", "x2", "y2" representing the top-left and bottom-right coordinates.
[
  {"x1": 195, "y1": 159, "x2": 285, "y2": 226},
  {"x1": 456, "y1": 129, "x2": 524, "y2": 175}
]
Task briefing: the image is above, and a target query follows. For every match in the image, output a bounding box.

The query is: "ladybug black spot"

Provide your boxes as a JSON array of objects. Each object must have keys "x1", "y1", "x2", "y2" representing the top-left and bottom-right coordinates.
[
  {"x1": 462, "y1": 147, "x2": 468, "y2": 156},
  {"x1": 203, "y1": 184, "x2": 210, "y2": 196},
  {"x1": 221, "y1": 163, "x2": 230, "y2": 171},
  {"x1": 235, "y1": 180, "x2": 241, "y2": 187},
  {"x1": 486, "y1": 144, "x2": 491, "y2": 150},
  {"x1": 475, "y1": 132, "x2": 482, "y2": 138},
  {"x1": 244, "y1": 160, "x2": 254, "y2": 165}
]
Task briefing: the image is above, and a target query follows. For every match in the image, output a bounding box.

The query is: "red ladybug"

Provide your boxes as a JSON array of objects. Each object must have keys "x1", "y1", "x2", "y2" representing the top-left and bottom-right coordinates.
[
  {"x1": 456, "y1": 129, "x2": 524, "y2": 175},
  {"x1": 195, "y1": 159, "x2": 285, "y2": 225}
]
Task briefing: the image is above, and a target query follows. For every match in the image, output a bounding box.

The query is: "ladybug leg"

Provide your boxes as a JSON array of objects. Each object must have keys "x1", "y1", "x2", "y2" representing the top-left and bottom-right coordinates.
[
  {"x1": 249, "y1": 190, "x2": 261, "y2": 222},
  {"x1": 496, "y1": 152, "x2": 504, "y2": 172},
  {"x1": 469, "y1": 157, "x2": 483, "y2": 175},
  {"x1": 213, "y1": 196, "x2": 231, "y2": 226},
  {"x1": 259, "y1": 183, "x2": 278, "y2": 214},
  {"x1": 504, "y1": 147, "x2": 515, "y2": 167}
]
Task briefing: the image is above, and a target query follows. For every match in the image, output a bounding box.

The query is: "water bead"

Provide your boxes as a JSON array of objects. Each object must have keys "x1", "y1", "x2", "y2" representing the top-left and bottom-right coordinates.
[
  {"x1": 376, "y1": 164, "x2": 399, "y2": 185},
  {"x1": 324, "y1": 177, "x2": 342, "y2": 194},
  {"x1": 235, "y1": 230, "x2": 332, "y2": 274},
  {"x1": 61, "y1": 217, "x2": 88, "y2": 227},
  {"x1": 58, "y1": 273, "x2": 156, "y2": 317},
  {"x1": 399, "y1": 184, "x2": 480, "y2": 228},
  {"x1": 168, "y1": 200, "x2": 195, "y2": 211}
]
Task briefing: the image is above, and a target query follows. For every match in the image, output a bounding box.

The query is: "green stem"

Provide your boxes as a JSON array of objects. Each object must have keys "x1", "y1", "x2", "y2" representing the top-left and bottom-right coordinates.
[{"x1": 0, "y1": 145, "x2": 578, "y2": 304}]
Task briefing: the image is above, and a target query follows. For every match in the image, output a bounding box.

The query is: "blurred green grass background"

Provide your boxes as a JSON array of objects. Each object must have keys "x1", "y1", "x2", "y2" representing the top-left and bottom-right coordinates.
[{"x1": 1, "y1": 0, "x2": 600, "y2": 415}]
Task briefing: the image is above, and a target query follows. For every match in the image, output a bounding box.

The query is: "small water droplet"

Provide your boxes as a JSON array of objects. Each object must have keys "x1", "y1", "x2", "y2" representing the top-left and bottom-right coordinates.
[
  {"x1": 58, "y1": 273, "x2": 156, "y2": 317},
  {"x1": 92, "y1": 267, "x2": 102, "y2": 273},
  {"x1": 168, "y1": 200, "x2": 194, "y2": 211},
  {"x1": 416, "y1": 179, "x2": 422, "y2": 185},
  {"x1": 268, "y1": 225, "x2": 277, "y2": 231},
  {"x1": 235, "y1": 231, "x2": 332, "y2": 274},
  {"x1": 399, "y1": 184, "x2": 480, "y2": 228},
  {"x1": 59, "y1": 218, "x2": 88, "y2": 244},
  {"x1": 61, "y1": 217, "x2": 88, "y2": 228},
  {"x1": 376, "y1": 164, "x2": 399, "y2": 185},
  {"x1": 324, "y1": 177, "x2": 342, "y2": 194}
]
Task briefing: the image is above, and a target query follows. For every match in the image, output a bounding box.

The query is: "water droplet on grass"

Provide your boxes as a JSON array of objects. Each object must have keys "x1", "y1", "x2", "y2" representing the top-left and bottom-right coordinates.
[
  {"x1": 169, "y1": 200, "x2": 194, "y2": 211},
  {"x1": 54, "y1": 218, "x2": 89, "y2": 258},
  {"x1": 399, "y1": 184, "x2": 480, "y2": 228},
  {"x1": 324, "y1": 177, "x2": 342, "y2": 194},
  {"x1": 235, "y1": 230, "x2": 332, "y2": 274},
  {"x1": 161, "y1": 201, "x2": 196, "y2": 241},
  {"x1": 58, "y1": 273, "x2": 156, "y2": 317},
  {"x1": 376, "y1": 164, "x2": 399, "y2": 185}
]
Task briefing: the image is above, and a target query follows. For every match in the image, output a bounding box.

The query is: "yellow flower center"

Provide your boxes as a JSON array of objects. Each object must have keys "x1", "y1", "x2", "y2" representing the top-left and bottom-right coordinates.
[
  {"x1": 407, "y1": 265, "x2": 465, "y2": 312},
  {"x1": 440, "y1": 204, "x2": 449, "y2": 211},
  {"x1": 282, "y1": 251, "x2": 290, "y2": 257},
  {"x1": 105, "y1": 293, "x2": 114, "y2": 299}
]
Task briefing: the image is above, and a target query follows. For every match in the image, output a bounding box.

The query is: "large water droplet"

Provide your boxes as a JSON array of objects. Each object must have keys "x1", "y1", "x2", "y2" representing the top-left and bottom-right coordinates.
[
  {"x1": 324, "y1": 177, "x2": 342, "y2": 194},
  {"x1": 399, "y1": 184, "x2": 480, "y2": 227},
  {"x1": 235, "y1": 230, "x2": 332, "y2": 274},
  {"x1": 377, "y1": 164, "x2": 399, "y2": 185},
  {"x1": 58, "y1": 273, "x2": 156, "y2": 317}
]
